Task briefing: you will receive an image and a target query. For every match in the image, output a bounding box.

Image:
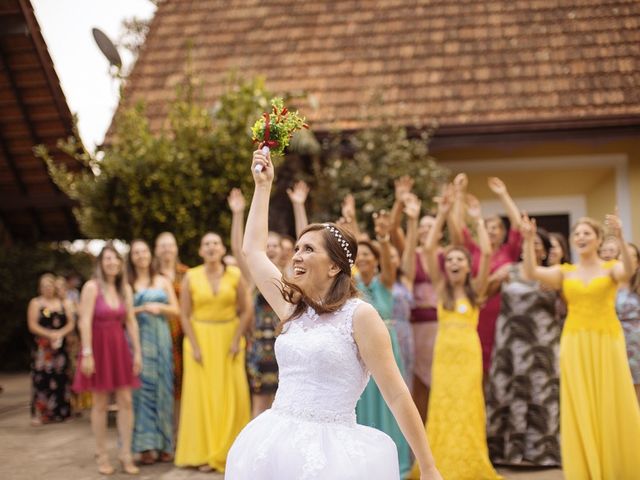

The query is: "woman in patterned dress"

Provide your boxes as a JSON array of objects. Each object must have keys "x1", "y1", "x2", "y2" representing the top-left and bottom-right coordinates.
[
  {"x1": 616, "y1": 242, "x2": 640, "y2": 404},
  {"x1": 27, "y1": 273, "x2": 75, "y2": 425},
  {"x1": 128, "y1": 239, "x2": 179, "y2": 464},
  {"x1": 485, "y1": 229, "x2": 562, "y2": 466}
]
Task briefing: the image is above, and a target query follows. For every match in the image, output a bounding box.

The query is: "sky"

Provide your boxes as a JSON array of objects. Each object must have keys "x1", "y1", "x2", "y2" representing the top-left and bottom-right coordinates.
[{"x1": 32, "y1": 0, "x2": 157, "y2": 150}]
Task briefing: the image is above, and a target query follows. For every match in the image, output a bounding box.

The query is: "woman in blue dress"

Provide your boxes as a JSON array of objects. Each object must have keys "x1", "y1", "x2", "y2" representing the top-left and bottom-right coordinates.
[
  {"x1": 128, "y1": 239, "x2": 180, "y2": 464},
  {"x1": 355, "y1": 211, "x2": 411, "y2": 477}
]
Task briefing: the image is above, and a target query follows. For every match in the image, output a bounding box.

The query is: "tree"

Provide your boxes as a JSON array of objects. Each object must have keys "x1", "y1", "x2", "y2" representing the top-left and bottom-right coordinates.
[
  {"x1": 36, "y1": 75, "x2": 277, "y2": 264},
  {"x1": 312, "y1": 125, "x2": 448, "y2": 232}
]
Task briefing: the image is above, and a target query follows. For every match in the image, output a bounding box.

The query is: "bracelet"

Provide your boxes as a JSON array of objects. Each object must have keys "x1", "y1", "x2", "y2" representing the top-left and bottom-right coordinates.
[{"x1": 81, "y1": 347, "x2": 93, "y2": 357}]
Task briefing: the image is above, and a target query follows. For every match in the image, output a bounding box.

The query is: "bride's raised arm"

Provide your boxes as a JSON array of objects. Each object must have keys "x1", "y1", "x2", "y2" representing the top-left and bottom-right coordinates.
[{"x1": 242, "y1": 149, "x2": 294, "y2": 320}]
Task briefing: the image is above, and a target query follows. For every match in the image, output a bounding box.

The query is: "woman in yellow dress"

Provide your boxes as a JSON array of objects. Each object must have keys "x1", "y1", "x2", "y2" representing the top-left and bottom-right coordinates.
[
  {"x1": 174, "y1": 232, "x2": 251, "y2": 472},
  {"x1": 410, "y1": 189, "x2": 502, "y2": 480},
  {"x1": 522, "y1": 214, "x2": 640, "y2": 479}
]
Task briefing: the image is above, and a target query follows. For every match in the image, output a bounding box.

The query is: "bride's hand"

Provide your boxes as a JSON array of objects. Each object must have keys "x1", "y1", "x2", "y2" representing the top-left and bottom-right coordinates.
[{"x1": 251, "y1": 149, "x2": 274, "y2": 186}]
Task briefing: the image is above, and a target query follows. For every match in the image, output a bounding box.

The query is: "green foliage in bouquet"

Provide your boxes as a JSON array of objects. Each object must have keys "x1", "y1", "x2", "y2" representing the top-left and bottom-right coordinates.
[
  {"x1": 251, "y1": 97, "x2": 308, "y2": 156},
  {"x1": 36, "y1": 75, "x2": 277, "y2": 264}
]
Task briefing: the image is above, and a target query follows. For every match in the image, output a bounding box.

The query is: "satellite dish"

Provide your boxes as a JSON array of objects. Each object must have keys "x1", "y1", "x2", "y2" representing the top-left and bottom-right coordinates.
[{"x1": 92, "y1": 27, "x2": 122, "y2": 69}]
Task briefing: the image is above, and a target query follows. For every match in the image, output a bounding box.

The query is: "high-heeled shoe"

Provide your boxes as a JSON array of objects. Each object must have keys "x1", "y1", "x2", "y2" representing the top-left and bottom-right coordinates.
[
  {"x1": 95, "y1": 453, "x2": 115, "y2": 475},
  {"x1": 118, "y1": 454, "x2": 140, "y2": 475}
]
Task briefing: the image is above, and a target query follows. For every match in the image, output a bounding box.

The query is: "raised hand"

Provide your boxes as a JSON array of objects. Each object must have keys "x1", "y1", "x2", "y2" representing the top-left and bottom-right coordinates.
[
  {"x1": 605, "y1": 207, "x2": 623, "y2": 239},
  {"x1": 227, "y1": 188, "x2": 246, "y2": 213},
  {"x1": 453, "y1": 172, "x2": 468, "y2": 193},
  {"x1": 403, "y1": 193, "x2": 422, "y2": 219},
  {"x1": 373, "y1": 209, "x2": 391, "y2": 240},
  {"x1": 435, "y1": 184, "x2": 454, "y2": 216},
  {"x1": 487, "y1": 176, "x2": 508, "y2": 196},
  {"x1": 251, "y1": 149, "x2": 274, "y2": 185},
  {"x1": 394, "y1": 175, "x2": 414, "y2": 202},
  {"x1": 466, "y1": 194, "x2": 482, "y2": 220},
  {"x1": 341, "y1": 194, "x2": 356, "y2": 223},
  {"x1": 520, "y1": 212, "x2": 537, "y2": 241},
  {"x1": 286, "y1": 180, "x2": 310, "y2": 205}
]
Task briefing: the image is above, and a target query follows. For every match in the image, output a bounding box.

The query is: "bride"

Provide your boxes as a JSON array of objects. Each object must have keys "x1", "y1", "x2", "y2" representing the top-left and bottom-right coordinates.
[{"x1": 226, "y1": 150, "x2": 441, "y2": 479}]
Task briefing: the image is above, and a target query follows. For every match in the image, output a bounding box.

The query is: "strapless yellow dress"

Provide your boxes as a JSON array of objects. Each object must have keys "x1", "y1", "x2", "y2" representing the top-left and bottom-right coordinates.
[{"x1": 559, "y1": 261, "x2": 640, "y2": 479}]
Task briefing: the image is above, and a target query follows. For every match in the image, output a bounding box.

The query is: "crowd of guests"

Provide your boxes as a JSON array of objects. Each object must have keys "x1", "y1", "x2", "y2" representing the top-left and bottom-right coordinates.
[{"x1": 27, "y1": 167, "x2": 640, "y2": 478}]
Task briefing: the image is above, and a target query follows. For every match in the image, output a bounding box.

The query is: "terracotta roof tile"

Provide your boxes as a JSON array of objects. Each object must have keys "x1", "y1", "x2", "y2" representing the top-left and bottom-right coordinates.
[{"x1": 114, "y1": 0, "x2": 640, "y2": 135}]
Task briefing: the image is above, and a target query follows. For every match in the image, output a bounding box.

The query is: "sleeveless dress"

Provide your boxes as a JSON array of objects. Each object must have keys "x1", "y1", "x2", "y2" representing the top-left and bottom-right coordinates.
[
  {"x1": 226, "y1": 298, "x2": 400, "y2": 479},
  {"x1": 72, "y1": 290, "x2": 140, "y2": 392},
  {"x1": 174, "y1": 265, "x2": 250, "y2": 471},
  {"x1": 486, "y1": 265, "x2": 561, "y2": 466},
  {"x1": 391, "y1": 281, "x2": 414, "y2": 390},
  {"x1": 559, "y1": 261, "x2": 640, "y2": 479},
  {"x1": 132, "y1": 288, "x2": 174, "y2": 454},
  {"x1": 246, "y1": 292, "x2": 279, "y2": 394},
  {"x1": 409, "y1": 299, "x2": 502, "y2": 480},
  {"x1": 411, "y1": 252, "x2": 438, "y2": 389},
  {"x1": 615, "y1": 288, "x2": 640, "y2": 384},
  {"x1": 355, "y1": 275, "x2": 411, "y2": 477},
  {"x1": 31, "y1": 306, "x2": 71, "y2": 422}
]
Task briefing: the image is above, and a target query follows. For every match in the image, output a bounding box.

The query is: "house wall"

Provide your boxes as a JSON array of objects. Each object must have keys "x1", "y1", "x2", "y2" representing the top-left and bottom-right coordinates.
[{"x1": 434, "y1": 135, "x2": 640, "y2": 243}]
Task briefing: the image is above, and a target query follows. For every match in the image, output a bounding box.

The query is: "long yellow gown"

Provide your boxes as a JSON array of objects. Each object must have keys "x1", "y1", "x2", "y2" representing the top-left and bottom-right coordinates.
[
  {"x1": 409, "y1": 299, "x2": 502, "y2": 480},
  {"x1": 174, "y1": 265, "x2": 250, "y2": 471},
  {"x1": 560, "y1": 261, "x2": 640, "y2": 479}
]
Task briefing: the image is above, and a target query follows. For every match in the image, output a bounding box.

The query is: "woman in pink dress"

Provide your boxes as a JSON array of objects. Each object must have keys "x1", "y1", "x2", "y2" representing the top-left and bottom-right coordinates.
[{"x1": 72, "y1": 244, "x2": 142, "y2": 475}]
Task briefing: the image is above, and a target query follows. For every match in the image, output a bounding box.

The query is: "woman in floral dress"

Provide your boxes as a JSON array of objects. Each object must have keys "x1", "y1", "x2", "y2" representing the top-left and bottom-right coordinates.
[{"x1": 27, "y1": 273, "x2": 75, "y2": 425}]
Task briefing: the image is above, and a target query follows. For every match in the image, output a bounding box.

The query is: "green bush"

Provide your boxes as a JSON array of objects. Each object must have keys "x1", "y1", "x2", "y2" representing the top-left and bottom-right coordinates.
[{"x1": 36, "y1": 75, "x2": 280, "y2": 265}]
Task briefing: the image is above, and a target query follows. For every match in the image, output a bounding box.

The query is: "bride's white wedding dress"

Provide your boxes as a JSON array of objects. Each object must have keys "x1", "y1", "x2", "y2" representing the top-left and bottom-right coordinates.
[{"x1": 226, "y1": 298, "x2": 400, "y2": 479}]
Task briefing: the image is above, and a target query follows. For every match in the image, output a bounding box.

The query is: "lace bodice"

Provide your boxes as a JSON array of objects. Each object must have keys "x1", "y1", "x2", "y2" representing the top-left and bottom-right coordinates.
[{"x1": 271, "y1": 298, "x2": 369, "y2": 425}]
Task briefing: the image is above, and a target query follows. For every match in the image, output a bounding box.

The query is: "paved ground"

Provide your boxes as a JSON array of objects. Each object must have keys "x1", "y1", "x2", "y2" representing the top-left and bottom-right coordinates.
[{"x1": 0, "y1": 373, "x2": 563, "y2": 479}]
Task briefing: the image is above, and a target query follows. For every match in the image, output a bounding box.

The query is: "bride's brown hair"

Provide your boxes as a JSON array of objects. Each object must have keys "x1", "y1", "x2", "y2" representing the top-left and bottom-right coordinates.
[{"x1": 278, "y1": 223, "x2": 359, "y2": 329}]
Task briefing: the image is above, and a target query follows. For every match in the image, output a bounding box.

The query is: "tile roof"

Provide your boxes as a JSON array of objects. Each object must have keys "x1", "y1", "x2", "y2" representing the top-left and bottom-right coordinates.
[
  {"x1": 117, "y1": 0, "x2": 640, "y2": 135},
  {"x1": 0, "y1": 0, "x2": 81, "y2": 241}
]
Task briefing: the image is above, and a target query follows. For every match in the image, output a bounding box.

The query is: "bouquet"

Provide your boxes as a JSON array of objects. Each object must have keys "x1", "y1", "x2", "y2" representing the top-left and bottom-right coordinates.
[{"x1": 251, "y1": 98, "x2": 308, "y2": 172}]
